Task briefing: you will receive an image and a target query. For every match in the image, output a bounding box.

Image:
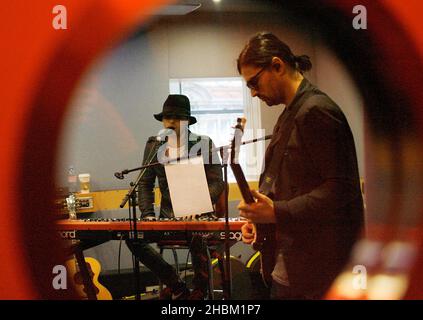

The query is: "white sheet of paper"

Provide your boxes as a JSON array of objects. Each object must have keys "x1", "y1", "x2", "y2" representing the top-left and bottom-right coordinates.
[{"x1": 164, "y1": 155, "x2": 213, "y2": 217}]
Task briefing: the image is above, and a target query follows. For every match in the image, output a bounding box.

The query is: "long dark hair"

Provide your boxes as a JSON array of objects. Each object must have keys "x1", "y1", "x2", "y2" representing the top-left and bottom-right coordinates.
[{"x1": 237, "y1": 31, "x2": 312, "y2": 74}]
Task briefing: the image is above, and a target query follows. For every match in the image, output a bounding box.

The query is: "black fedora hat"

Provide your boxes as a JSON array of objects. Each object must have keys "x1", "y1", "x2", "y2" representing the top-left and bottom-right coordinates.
[{"x1": 154, "y1": 94, "x2": 197, "y2": 125}]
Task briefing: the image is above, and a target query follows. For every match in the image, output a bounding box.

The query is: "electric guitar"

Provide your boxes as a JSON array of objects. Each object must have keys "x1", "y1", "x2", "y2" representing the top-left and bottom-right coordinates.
[
  {"x1": 65, "y1": 193, "x2": 113, "y2": 300},
  {"x1": 229, "y1": 118, "x2": 276, "y2": 287}
]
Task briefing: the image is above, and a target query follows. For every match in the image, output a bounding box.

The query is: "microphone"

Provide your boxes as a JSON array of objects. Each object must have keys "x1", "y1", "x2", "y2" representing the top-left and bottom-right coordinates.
[
  {"x1": 156, "y1": 128, "x2": 174, "y2": 142},
  {"x1": 114, "y1": 172, "x2": 125, "y2": 179},
  {"x1": 114, "y1": 169, "x2": 129, "y2": 179},
  {"x1": 114, "y1": 128, "x2": 176, "y2": 180}
]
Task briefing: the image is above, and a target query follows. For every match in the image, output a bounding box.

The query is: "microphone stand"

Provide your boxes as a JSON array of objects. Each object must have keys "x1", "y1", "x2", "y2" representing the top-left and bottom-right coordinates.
[
  {"x1": 216, "y1": 134, "x2": 272, "y2": 300},
  {"x1": 219, "y1": 145, "x2": 231, "y2": 300},
  {"x1": 119, "y1": 140, "x2": 161, "y2": 301}
]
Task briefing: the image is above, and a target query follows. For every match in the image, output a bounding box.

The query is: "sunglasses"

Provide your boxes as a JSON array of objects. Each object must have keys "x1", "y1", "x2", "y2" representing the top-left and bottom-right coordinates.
[{"x1": 246, "y1": 67, "x2": 267, "y2": 90}]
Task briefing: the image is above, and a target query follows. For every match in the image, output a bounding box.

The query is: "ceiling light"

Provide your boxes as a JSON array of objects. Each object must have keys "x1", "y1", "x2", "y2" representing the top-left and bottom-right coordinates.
[{"x1": 155, "y1": 4, "x2": 201, "y2": 15}]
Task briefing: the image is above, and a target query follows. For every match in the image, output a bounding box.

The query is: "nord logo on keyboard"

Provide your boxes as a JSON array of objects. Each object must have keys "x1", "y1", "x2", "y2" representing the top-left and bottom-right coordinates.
[{"x1": 58, "y1": 230, "x2": 76, "y2": 239}]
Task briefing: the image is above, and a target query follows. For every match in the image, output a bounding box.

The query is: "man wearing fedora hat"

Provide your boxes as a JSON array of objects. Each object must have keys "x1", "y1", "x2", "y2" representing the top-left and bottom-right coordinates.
[
  {"x1": 153, "y1": 94, "x2": 197, "y2": 126},
  {"x1": 141, "y1": 94, "x2": 224, "y2": 217},
  {"x1": 126, "y1": 94, "x2": 225, "y2": 299}
]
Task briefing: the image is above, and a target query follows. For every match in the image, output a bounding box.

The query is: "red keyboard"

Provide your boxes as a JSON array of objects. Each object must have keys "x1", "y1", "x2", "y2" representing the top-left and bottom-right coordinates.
[{"x1": 55, "y1": 218, "x2": 246, "y2": 244}]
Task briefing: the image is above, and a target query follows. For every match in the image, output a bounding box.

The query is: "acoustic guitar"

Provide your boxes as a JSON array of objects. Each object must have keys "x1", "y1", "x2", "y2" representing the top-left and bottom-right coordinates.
[
  {"x1": 65, "y1": 193, "x2": 112, "y2": 300},
  {"x1": 66, "y1": 256, "x2": 112, "y2": 300},
  {"x1": 229, "y1": 118, "x2": 276, "y2": 287}
]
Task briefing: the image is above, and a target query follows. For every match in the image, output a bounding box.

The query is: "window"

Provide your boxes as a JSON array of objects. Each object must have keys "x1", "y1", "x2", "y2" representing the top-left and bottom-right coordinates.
[{"x1": 169, "y1": 77, "x2": 264, "y2": 181}]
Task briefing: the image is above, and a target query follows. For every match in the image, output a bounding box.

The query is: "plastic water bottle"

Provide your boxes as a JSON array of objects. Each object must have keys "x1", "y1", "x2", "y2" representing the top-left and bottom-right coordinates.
[{"x1": 67, "y1": 165, "x2": 78, "y2": 194}]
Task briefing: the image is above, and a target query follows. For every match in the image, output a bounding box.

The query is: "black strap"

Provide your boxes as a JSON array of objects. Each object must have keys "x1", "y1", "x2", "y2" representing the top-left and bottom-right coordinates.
[{"x1": 259, "y1": 91, "x2": 326, "y2": 195}]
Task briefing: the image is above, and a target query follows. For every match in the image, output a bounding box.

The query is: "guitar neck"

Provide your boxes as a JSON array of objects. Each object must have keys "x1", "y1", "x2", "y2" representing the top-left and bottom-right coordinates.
[
  {"x1": 229, "y1": 118, "x2": 255, "y2": 205},
  {"x1": 230, "y1": 163, "x2": 255, "y2": 204}
]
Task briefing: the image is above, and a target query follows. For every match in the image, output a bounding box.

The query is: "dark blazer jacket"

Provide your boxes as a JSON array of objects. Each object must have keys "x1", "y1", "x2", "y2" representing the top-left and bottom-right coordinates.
[
  {"x1": 262, "y1": 78, "x2": 364, "y2": 296},
  {"x1": 138, "y1": 132, "x2": 225, "y2": 218}
]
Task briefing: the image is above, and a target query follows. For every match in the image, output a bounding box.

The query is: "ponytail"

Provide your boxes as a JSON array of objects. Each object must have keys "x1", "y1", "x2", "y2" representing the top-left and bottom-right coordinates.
[
  {"x1": 238, "y1": 32, "x2": 313, "y2": 75},
  {"x1": 294, "y1": 55, "x2": 312, "y2": 73}
]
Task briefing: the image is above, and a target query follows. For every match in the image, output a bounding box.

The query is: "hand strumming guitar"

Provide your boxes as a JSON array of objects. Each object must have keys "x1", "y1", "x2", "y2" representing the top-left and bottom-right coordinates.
[
  {"x1": 241, "y1": 222, "x2": 255, "y2": 244},
  {"x1": 238, "y1": 189, "x2": 276, "y2": 224}
]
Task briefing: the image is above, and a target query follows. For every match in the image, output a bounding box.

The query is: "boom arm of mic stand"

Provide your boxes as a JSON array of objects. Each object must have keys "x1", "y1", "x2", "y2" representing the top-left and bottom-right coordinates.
[
  {"x1": 212, "y1": 134, "x2": 272, "y2": 157},
  {"x1": 118, "y1": 134, "x2": 273, "y2": 207},
  {"x1": 115, "y1": 135, "x2": 272, "y2": 182}
]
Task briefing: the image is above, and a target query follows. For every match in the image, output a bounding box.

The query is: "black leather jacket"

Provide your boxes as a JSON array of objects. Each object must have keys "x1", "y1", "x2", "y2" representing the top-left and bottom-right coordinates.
[{"x1": 138, "y1": 132, "x2": 225, "y2": 218}]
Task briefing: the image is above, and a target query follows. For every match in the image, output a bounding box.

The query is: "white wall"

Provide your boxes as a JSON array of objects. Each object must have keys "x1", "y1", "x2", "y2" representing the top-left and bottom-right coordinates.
[{"x1": 314, "y1": 45, "x2": 365, "y2": 176}]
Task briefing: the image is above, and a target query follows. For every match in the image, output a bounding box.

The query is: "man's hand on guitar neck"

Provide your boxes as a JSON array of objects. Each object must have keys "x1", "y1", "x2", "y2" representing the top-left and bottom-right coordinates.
[{"x1": 237, "y1": 189, "x2": 276, "y2": 224}]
